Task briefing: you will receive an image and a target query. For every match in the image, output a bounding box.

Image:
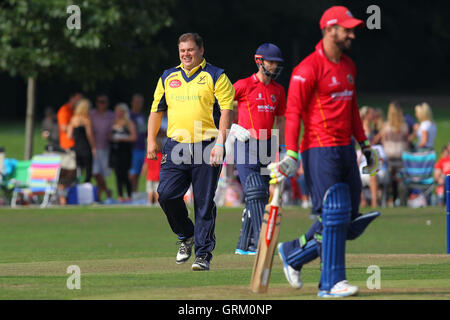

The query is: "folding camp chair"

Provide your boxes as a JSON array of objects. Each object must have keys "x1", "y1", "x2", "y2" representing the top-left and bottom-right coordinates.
[
  {"x1": 11, "y1": 154, "x2": 61, "y2": 208},
  {"x1": 398, "y1": 150, "x2": 436, "y2": 207},
  {"x1": 9, "y1": 160, "x2": 32, "y2": 206}
]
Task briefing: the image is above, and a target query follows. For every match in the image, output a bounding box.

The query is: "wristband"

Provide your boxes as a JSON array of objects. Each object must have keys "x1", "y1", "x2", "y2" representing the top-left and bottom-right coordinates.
[
  {"x1": 360, "y1": 140, "x2": 370, "y2": 149},
  {"x1": 215, "y1": 143, "x2": 224, "y2": 148},
  {"x1": 286, "y1": 150, "x2": 298, "y2": 160}
]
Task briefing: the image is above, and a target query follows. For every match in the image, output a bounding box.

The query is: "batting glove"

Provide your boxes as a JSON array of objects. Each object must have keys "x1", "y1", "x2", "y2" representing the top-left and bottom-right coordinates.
[
  {"x1": 230, "y1": 123, "x2": 251, "y2": 142},
  {"x1": 360, "y1": 141, "x2": 380, "y2": 176},
  {"x1": 268, "y1": 154, "x2": 298, "y2": 184}
]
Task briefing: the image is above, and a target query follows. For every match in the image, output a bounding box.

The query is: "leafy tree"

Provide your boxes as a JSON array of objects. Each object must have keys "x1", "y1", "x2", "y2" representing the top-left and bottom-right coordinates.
[{"x1": 0, "y1": 0, "x2": 174, "y2": 159}]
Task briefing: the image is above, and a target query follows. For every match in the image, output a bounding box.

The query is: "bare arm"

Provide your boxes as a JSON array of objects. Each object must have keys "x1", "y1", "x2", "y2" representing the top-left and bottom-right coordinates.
[
  {"x1": 275, "y1": 115, "x2": 285, "y2": 146},
  {"x1": 210, "y1": 109, "x2": 233, "y2": 167},
  {"x1": 84, "y1": 119, "x2": 95, "y2": 149},
  {"x1": 127, "y1": 121, "x2": 138, "y2": 142},
  {"x1": 147, "y1": 112, "x2": 163, "y2": 160}
]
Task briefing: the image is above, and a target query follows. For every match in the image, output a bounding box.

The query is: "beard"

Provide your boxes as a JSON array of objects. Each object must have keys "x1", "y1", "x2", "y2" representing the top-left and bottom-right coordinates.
[{"x1": 334, "y1": 34, "x2": 353, "y2": 51}]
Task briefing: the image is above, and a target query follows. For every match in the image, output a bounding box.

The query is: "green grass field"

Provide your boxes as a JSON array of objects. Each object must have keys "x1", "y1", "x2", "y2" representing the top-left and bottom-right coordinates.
[{"x1": 0, "y1": 205, "x2": 449, "y2": 300}]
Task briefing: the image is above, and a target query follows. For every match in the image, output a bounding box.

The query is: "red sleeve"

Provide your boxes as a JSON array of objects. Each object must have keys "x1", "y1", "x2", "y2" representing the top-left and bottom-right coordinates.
[
  {"x1": 285, "y1": 64, "x2": 315, "y2": 154},
  {"x1": 233, "y1": 79, "x2": 246, "y2": 101},
  {"x1": 274, "y1": 85, "x2": 287, "y2": 116},
  {"x1": 350, "y1": 91, "x2": 368, "y2": 144}
]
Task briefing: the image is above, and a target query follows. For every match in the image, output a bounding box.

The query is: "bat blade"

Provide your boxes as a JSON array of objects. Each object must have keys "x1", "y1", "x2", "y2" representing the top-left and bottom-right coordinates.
[{"x1": 250, "y1": 182, "x2": 284, "y2": 293}]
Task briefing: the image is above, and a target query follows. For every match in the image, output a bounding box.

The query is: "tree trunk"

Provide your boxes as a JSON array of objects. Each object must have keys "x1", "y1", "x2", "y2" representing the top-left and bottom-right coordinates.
[{"x1": 24, "y1": 76, "x2": 36, "y2": 160}]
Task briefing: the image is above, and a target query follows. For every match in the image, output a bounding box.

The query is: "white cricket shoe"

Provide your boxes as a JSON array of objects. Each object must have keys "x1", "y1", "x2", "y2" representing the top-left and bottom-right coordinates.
[
  {"x1": 176, "y1": 236, "x2": 194, "y2": 264},
  {"x1": 318, "y1": 280, "x2": 359, "y2": 298},
  {"x1": 277, "y1": 242, "x2": 303, "y2": 289}
]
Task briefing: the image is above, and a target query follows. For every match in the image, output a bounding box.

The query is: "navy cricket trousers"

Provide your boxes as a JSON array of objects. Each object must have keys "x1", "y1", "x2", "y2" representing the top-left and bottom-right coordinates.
[
  {"x1": 157, "y1": 139, "x2": 222, "y2": 260},
  {"x1": 302, "y1": 143, "x2": 361, "y2": 219}
]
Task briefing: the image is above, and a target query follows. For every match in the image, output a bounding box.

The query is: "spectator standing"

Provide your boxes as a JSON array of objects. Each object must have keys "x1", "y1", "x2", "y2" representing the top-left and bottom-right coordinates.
[
  {"x1": 413, "y1": 102, "x2": 437, "y2": 151},
  {"x1": 110, "y1": 103, "x2": 137, "y2": 202},
  {"x1": 56, "y1": 92, "x2": 82, "y2": 204},
  {"x1": 67, "y1": 99, "x2": 96, "y2": 183},
  {"x1": 129, "y1": 93, "x2": 148, "y2": 193},
  {"x1": 91, "y1": 94, "x2": 115, "y2": 201},
  {"x1": 380, "y1": 101, "x2": 409, "y2": 206},
  {"x1": 41, "y1": 107, "x2": 61, "y2": 152},
  {"x1": 143, "y1": 152, "x2": 163, "y2": 205}
]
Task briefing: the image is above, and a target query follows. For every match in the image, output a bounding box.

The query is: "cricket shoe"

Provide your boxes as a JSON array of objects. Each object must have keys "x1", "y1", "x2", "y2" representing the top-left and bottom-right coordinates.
[
  {"x1": 234, "y1": 248, "x2": 257, "y2": 255},
  {"x1": 191, "y1": 255, "x2": 210, "y2": 271},
  {"x1": 176, "y1": 236, "x2": 194, "y2": 264},
  {"x1": 317, "y1": 280, "x2": 359, "y2": 298},
  {"x1": 277, "y1": 242, "x2": 303, "y2": 289}
]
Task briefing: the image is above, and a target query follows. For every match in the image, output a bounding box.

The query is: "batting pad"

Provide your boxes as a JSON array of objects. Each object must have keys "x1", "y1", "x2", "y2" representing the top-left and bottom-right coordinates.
[
  {"x1": 320, "y1": 183, "x2": 351, "y2": 292},
  {"x1": 236, "y1": 208, "x2": 252, "y2": 250},
  {"x1": 347, "y1": 211, "x2": 381, "y2": 240},
  {"x1": 285, "y1": 237, "x2": 319, "y2": 270},
  {"x1": 245, "y1": 172, "x2": 269, "y2": 248}
]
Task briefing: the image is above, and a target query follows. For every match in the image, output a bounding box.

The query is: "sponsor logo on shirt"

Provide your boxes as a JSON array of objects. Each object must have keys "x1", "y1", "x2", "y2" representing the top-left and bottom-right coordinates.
[
  {"x1": 347, "y1": 74, "x2": 354, "y2": 85},
  {"x1": 169, "y1": 79, "x2": 182, "y2": 88},
  {"x1": 256, "y1": 93, "x2": 265, "y2": 101},
  {"x1": 331, "y1": 89, "x2": 354, "y2": 101},
  {"x1": 257, "y1": 105, "x2": 275, "y2": 112},
  {"x1": 170, "y1": 94, "x2": 202, "y2": 102},
  {"x1": 197, "y1": 75, "x2": 206, "y2": 85},
  {"x1": 293, "y1": 75, "x2": 306, "y2": 82},
  {"x1": 328, "y1": 76, "x2": 340, "y2": 87}
]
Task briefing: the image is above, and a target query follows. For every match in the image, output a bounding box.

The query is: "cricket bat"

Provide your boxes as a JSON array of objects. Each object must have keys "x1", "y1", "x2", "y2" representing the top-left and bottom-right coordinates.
[{"x1": 250, "y1": 181, "x2": 284, "y2": 293}]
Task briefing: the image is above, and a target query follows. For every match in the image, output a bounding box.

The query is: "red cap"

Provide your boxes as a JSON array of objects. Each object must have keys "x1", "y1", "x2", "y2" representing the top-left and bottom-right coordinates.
[{"x1": 319, "y1": 6, "x2": 365, "y2": 30}]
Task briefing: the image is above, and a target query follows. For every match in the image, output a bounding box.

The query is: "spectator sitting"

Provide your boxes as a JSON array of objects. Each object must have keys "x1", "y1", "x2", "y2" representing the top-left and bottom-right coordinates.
[
  {"x1": 412, "y1": 102, "x2": 437, "y2": 151},
  {"x1": 359, "y1": 106, "x2": 376, "y2": 143},
  {"x1": 434, "y1": 143, "x2": 450, "y2": 205},
  {"x1": 372, "y1": 108, "x2": 385, "y2": 145},
  {"x1": 380, "y1": 101, "x2": 410, "y2": 206},
  {"x1": 357, "y1": 144, "x2": 389, "y2": 207}
]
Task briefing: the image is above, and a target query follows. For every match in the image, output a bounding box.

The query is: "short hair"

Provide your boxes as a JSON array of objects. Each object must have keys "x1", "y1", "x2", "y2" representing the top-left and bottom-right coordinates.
[
  {"x1": 359, "y1": 106, "x2": 371, "y2": 120},
  {"x1": 415, "y1": 102, "x2": 433, "y2": 122},
  {"x1": 178, "y1": 33, "x2": 204, "y2": 49}
]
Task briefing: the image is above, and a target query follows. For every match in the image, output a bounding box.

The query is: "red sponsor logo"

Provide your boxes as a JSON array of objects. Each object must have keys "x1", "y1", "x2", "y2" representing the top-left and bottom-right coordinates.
[{"x1": 169, "y1": 79, "x2": 182, "y2": 88}]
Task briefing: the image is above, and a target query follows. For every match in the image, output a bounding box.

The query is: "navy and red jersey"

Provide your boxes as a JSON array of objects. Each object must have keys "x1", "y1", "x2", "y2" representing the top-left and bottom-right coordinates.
[
  {"x1": 233, "y1": 74, "x2": 286, "y2": 140},
  {"x1": 285, "y1": 40, "x2": 367, "y2": 154}
]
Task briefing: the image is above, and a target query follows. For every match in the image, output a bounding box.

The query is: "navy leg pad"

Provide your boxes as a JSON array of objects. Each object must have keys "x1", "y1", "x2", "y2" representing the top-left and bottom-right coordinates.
[
  {"x1": 320, "y1": 183, "x2": 351, "y2": 292},
  {"x1": 285, "y1": 236, "x2": 319, "y2": 270},
  {"x1": 245, "y1": 172, "x2": 268, "y2": 248},
  {"x1": 347, "y1": 211, "x2": 381, "y2": 240},
  {"x1": 236, "y1": 209, "x2": 252, "y2": 250}
]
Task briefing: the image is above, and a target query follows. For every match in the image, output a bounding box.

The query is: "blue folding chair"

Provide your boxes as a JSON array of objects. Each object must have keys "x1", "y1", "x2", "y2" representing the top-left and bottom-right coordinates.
[{"x1": 398, "y1": 150, "x2": 436, "y2": 207}]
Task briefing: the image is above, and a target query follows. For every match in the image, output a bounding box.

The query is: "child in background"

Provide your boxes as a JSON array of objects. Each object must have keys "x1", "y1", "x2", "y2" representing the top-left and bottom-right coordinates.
[{"x1": 143, "y1": 152, "x2": 162, "y2": 205}]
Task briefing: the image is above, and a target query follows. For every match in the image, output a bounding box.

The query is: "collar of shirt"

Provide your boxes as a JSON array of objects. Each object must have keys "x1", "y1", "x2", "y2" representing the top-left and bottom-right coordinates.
[
  {"x1": 178, "y1": 59, "x2": 206, "y2": 77},
  {"x1": 251, "y1": 73, "x2": 272, "y2": 86}
]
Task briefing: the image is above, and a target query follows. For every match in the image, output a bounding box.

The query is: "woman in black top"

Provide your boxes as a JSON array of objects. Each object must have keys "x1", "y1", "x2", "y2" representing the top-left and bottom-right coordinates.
[
  {"x1": 68, "y1": 99, "x2": 96, "y2": 183},
  {"x1": 110, "y1": 103, "x2": 137, "y2": 202}
]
